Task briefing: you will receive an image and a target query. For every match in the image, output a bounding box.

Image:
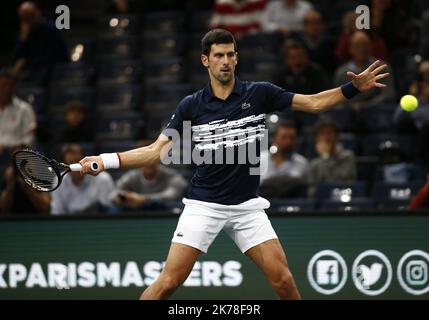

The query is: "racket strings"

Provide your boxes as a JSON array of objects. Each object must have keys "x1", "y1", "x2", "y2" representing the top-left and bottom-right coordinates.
[{"x1": 14, "y1": 152, "x2": 60, "y2": 192}]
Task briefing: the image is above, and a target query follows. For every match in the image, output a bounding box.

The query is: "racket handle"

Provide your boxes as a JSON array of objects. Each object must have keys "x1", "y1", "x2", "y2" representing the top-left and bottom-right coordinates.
[{"x1": 69, "y1": 162, "x2": 99, "y2": 172}]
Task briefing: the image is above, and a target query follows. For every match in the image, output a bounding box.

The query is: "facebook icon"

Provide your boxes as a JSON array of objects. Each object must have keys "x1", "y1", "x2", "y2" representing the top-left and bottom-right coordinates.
[{"x1": 316, "y1": 260, "x2": 339, "y2": 285}]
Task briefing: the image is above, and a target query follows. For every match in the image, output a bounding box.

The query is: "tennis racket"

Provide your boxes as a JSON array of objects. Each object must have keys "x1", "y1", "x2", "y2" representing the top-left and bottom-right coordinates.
[{"x1": 12, "y1": 149, "x2": 98, "y2": 192}]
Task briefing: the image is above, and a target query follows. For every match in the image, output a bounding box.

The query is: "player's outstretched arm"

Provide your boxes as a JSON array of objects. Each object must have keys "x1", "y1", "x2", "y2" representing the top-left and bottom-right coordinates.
[
  {"x1": 291, "y1": 60, "x2": 390, "y2": 113},
  {"x1": 79, "y1": 134, "x2": 172, "y2": 176}
]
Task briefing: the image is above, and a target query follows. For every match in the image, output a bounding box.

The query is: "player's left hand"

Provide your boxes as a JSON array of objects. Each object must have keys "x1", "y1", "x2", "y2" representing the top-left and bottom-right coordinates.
[{"x1": 347, "y1": 60, "x2": 390, "y2": 92}]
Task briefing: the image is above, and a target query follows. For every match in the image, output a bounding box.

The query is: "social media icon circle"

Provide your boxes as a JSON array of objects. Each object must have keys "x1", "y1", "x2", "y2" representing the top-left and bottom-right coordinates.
[
  {"x1": 307, "y1": 250, "x2": 348, "y2": 295},
  {"x1": 352, "y1": 250, "x2": 393, "y2": 296},
  {"x1": 397, "y1": 250, "x2": 429, "y2": 296}
]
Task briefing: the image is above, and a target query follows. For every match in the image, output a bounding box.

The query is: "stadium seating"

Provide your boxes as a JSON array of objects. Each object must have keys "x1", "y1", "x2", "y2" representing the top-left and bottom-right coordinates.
[
  {"x1": 358, "y1": 104, "x2": 395, "y2": 133},
  {"x1": 96, "y1": 84, "x2": 142, "y2": 112},
  {"x1": 144, "y1": 83, "x2": 193, "y2": 106},
  {"x1": 51, "y1": 62, "x2": 95, "y2": 87},
  {"x1": 372, "y1": 181, "x2": 425, "y2": 208},
  {"x1": 321, "y1": 198, "x2": 375, "y2": 210},
  {"x1": 49, "y1": 87, "x2": 95, "y2": 114},
  {"x1": 144, "y1": 57, "x2": 186, "y2": 84},
  {"x1": 142, "y1": 33, "x2": 185, "y2": 59},
  {"x1": 98, "y1": 59, "x2": 142, "y2": 85},
  {"x1": 142, "y1": 11, "x2": 185, "y2": 35},
  {"x1": 15, "y1": 86, "x2": 47, "y2": 115},
  {"x1": 269, "y1": 199, "x2": 316, "y2": 212},
  {"x1": 96, "y1": 111, "x2": 144, "y2": 141},
  {"x1": 98, "y1": 14, "x2": 141, "y2": 36},
  {"x1": 315, "y1": 181, "x2": 368, "y2": 205},
  {"x1": 97, "y1": 35, "x2": 140, "y2": 61}
]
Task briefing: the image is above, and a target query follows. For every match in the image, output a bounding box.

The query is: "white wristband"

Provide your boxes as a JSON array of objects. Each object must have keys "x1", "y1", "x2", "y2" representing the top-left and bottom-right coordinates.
[{"x1": 100, "y1": 153, "x2": 120, "y2": 170}]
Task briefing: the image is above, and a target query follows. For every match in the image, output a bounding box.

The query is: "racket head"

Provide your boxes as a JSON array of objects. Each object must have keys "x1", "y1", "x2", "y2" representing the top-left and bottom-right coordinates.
[{"x1": 12, "y1": 149, "x2": 69, "y2": 192}]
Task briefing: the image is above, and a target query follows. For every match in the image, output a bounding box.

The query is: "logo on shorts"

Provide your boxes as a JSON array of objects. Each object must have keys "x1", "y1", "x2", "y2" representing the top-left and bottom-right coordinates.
[{"x1": 176, "y1": 232, "x2": 184, "y2": 237}]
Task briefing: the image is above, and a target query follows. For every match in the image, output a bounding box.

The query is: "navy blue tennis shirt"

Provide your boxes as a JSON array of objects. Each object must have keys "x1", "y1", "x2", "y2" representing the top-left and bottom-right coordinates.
[{"x1": 163, "y1": 78, "x2": 294, "y2": 205}]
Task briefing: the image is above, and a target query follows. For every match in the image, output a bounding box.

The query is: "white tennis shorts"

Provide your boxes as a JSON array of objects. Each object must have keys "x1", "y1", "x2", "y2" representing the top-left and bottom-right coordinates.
[{"x1": 171, "y1": 197, "x2": 278, "y2": 254}]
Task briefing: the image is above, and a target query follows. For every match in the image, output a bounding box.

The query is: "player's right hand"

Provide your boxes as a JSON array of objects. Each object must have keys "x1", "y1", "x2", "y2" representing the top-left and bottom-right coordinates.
[{"x1": 79, "y1": 156, "x2": 105, "y2": 176}]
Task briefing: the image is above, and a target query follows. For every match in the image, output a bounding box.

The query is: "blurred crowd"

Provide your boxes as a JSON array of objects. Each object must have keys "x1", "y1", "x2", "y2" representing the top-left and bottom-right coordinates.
[{"x1": 2, "y1": 0, "x2": 429, "y2": 215}]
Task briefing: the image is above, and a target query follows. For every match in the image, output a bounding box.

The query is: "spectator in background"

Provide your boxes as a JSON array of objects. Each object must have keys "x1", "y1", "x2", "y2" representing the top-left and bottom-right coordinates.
[
  {"x1": 0, "y1": 67, "x2": 37, "y2": 154},
  {"x1": 393, "y1": 62, "x2": 429, "y2": 133},
  {"x1": 273, "y1": 40, "x2": 329, "y2": 94},
  {"x1": 259, "y1": 121, "x2": 309, "y2": 198},
  {"x1": 335, "y1": 11, "x2": 387, "y2": 64},
  {"x1": 409, "y1": 175, "x2": 429, "y2": 209},
  {"x1": 393, "y1": 61, "x2": 429, "y2": 163},
  {"x1": 377, "y1": 140, "x2": 418, "y2": 184},
  {"x1": 210, "y1": 0, "x2": 267, "y2": 38},
  {"x1": 13, "y1": 2, "x2": 68, "y2": 84},
  {"x1": 371, "y1": 0, "x2": 420, "y2": 51},
  {"x1": 261, "y1": 0, "x2": 313, "y2": 35},
  {"x1": 0, "y1": 145, "x2": 50, "y2": 215},
  {"x1": 308, "y1": 118, "x2": 357, "y2": 197},
  {"x1": 51, "y1": 144, "x2": 115, "y2": 215},
  {"x1": 334, "y1": 31, "x2": 395, "y2": 111},
  {"x1": 113, "y1": 164, "x2": 187, "y2": 211},
  {"x1": 112, "y1": 140, "x2": 187, "y2": 211},
  {"x1": 106, "y1": 0, "x2": 130, "y2": 14},
  {"x1": 57, "y1": 101, "x2": 93, "y2": 143},
  {"x1": 292, "y1": 9, "x2": 337, "y2": 74}
]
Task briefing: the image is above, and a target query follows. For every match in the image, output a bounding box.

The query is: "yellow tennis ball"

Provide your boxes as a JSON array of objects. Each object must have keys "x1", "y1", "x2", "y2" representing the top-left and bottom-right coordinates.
[{"x1": 400, "y1": 95, "x2": 418, "y2": 112}]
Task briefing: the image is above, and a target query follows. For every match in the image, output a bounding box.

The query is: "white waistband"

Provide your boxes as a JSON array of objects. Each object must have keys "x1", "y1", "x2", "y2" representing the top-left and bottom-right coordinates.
[{"x1": 182, "y1": 197, "x2": 271, "y2": 211}]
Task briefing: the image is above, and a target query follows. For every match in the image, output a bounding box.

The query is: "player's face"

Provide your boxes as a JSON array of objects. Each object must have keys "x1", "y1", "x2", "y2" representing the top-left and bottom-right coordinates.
[
  {"x1": 316, "y1": 127, "x2": 337, "y2": 149},
  {"x1": 287, "y1": 48, "x2": 308, "y2": 72},
  {"x1": 202, "y1": 43, "x2": 237, "y2": 85},
  {"x1": 273, "y1": 127, "x2": 296, "y2": 154},
  {"x1": 0, "y1": 76, "x2": 14, "y2": 106}
]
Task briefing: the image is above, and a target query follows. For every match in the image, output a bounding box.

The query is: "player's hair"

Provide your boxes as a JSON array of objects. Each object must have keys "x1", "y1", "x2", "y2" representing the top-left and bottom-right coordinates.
[
  {"x1": 274, "y1": 120, "x2": 297, "y2": 136},
  {"x1": 61, "y1": 144, "x2": 82, "y2": 161},
  {"x1": 283, "y1": 39, "x2": 307, "y2": 56},
  {"x1": 314, "y1": 117, "x2": 339, "y2": 136},
  {"x1": 0, "y1": 67, "x2": 17, "y2": 82},
  {"x1": 65, "y1": 100, "x2": 87, "y2": 114},
  {"x1": 201, "y1": 29, "x2": 237, "y2": 56}
]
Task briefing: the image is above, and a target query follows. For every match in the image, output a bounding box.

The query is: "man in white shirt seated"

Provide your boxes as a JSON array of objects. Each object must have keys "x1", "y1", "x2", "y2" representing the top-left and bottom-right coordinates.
[
  {"x1": 0, "y1": 68, "x2": 37, "y2": 164},
  {"x1": 51, "y1": 144, "x2": 115, "y2": 215},
  {"x1": 260, "y1": 120, "x2": 309, "y2": 198}
]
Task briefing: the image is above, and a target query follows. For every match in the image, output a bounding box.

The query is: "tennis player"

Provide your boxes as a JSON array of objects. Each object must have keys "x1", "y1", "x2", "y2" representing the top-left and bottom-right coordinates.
[{"x1": 79, "y1": 29, "x2": 389, "y2": 300}]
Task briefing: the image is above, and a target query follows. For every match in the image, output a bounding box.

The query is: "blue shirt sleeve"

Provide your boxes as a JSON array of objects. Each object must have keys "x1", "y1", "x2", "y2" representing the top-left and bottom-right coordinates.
[
  {"x1": 261, "y1": 82, "x2": 295, "y2": 113},
  {"x1": 162, "y1": 95, "x2": 192, "y2": 136}
]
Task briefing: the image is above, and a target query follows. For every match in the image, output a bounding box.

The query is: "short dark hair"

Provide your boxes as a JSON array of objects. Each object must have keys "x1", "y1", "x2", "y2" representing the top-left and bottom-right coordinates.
[
  {"x1": 314, "y1": 117, "x2": 339, "y2": 136},
  {"x1": 61, "y1": 144, "x2": 82, "y2": 161},
  {"x1": 0, "y1": 67, "x2": 17, "y2": 82},
  {"x1": 201, "y1": 29, "x2": 237, "y2": 56},
  {"x1": 274, "y1": 120, "x2": 297, "y2": 136},
  {"x1": 65, "y1": 101, "x2": 87, "y2": 114},
  {"x1": 283, "y1": 39, "x2": 307, "y2": 56}
]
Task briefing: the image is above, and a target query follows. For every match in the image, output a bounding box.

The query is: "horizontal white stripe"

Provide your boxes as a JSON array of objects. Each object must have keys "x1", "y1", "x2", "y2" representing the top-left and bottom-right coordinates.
[
  {"x1": 196, "y1": 132, "x2": 265, "y2": 150},
  {"x1": 194, "y1": 124, "x2": 266, "y2": 142},
  {"x1": 192, "y1": 114, "x2": 266, "y2": 132}
]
